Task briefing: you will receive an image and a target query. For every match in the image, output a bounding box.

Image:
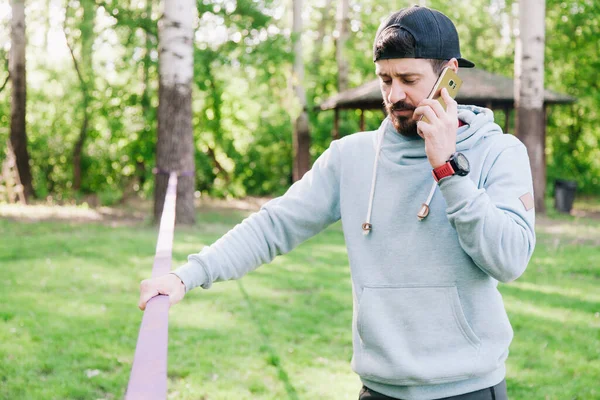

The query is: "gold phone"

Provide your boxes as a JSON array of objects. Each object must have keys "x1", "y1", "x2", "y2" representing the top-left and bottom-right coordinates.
[{"x1": 420, "y1": 67, "x2": 462, "y2": 123}]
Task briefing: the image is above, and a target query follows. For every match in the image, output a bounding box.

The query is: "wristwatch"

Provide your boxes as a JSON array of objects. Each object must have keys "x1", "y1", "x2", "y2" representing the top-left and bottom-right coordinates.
[{"x1": 432, "y1": 152, "x2": 470, "y2": 183}]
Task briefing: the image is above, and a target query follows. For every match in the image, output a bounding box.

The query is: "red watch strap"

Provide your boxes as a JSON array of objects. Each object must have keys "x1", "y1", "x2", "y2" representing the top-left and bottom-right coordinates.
[{"x1": 432, "y1": 162, "x2": 455, "y2": 182}]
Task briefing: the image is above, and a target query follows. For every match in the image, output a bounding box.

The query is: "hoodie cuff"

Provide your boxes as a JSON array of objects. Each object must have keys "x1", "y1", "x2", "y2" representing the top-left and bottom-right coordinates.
[
  {"x1": 171, "y1": 261, "x2": 210, "y2": 293},
  {"x1": 437, "y1": 175, "x2": 481, "y2": 209}
]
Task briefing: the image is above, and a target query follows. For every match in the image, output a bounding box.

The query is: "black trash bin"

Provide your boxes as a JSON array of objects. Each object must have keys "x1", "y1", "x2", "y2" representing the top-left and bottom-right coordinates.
[{"x1": 554, "y1": 179, "x2": 577, "y2": 213}]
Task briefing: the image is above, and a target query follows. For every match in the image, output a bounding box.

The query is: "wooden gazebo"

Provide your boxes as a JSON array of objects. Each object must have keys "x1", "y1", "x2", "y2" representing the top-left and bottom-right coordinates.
[{"x1": 317, "y1": 68, "x2": 576, "y2": 137}]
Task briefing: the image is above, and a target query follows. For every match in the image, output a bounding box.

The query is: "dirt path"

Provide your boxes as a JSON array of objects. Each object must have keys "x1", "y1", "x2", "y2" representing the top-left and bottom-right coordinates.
[
  {"x1": 0, "y1": 197, "x2": 270, "y2": 226},
  {"x1": 2, "y1": 197, "x2": 598, "y2": 244}
]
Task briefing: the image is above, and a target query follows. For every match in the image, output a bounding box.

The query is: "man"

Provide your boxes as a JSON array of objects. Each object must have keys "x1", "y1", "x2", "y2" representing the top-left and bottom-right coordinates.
[{"x1": 139, "y1": 6, "x2": 535, "y2": 400}]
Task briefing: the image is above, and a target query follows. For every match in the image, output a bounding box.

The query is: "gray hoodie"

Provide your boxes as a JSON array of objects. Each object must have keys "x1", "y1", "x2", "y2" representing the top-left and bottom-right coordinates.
[{"x1": 174, "y1": 105, "x2": 536, "y2": 399}]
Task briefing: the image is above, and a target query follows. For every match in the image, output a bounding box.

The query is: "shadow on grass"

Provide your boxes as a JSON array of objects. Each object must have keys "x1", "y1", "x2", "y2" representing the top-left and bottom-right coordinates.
[
  {"x1": 504, "y1": 306, "x2": 600, "y2": 399},
  {"x1": 501, "y1": 283, "x2": 600, "y2": 315},
  {"x1": 237, "y1": 280, "x2": 300, "y2": 400}
]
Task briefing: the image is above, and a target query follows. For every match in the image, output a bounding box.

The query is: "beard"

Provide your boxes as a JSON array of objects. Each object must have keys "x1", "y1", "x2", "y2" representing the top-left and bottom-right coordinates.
[{"x1": 385, "y1": 100, "x2": 419, "y2": 138}]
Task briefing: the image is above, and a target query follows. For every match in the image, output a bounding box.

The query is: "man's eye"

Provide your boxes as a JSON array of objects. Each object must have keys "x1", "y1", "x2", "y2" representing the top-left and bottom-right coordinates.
[
  {"x1": 381, "y1": 79, "x2": 392, "y2": 85},
  {"x1": 404, "y1": 79, "x2": 417, "y2": 85}
]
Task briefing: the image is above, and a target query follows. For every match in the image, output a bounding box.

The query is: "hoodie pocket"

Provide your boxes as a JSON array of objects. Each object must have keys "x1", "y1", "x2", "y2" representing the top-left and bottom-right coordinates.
[{"x1": 356, "y1": 285, "x2": 481, "y2": 385}]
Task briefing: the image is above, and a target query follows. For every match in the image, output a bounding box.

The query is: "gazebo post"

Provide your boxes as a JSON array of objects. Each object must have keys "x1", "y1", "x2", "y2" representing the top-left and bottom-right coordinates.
[
  {"x1": 504, "y1": 105, "x2": 511, "y2": 133},
  {"x1": 543, "y1": 103, "x2": 548, "y2": 177},
  {"x1": 360, "y1": 109, "x2": 365, "y2": 132},
  {"x1": 333, "y1": 108, "x2": 340, "y2": 140}
]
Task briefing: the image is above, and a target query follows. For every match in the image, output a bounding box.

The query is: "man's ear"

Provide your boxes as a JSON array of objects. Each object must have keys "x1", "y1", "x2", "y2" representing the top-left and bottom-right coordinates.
[{"x1": 447, "y1": 58, "x2": 459, "y2": 73}]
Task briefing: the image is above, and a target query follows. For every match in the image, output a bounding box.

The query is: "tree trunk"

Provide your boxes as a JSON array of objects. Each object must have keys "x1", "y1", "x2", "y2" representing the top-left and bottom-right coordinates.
[
  {"x1": 72, "y1": 110, "x2": 88, "y2": 191},
  {"x1": 137, "y1": 0, "x2": 154, "y2": 189},
  {"x1": 292, "y1": 0, "x2": 310, "y2": 182},
  {"x1": 154, "y1": 0, "x2": 196, "y2": 224},
  {"x1": 515, "y1": 0, "x2": 546, "y2": 213},
  {"x1": 310, "y1": 0, "x2": 333, "y2": 67},
  {"x1": 10, "y1": 0, "x2": 34, "y2": 199},
  {"x1": 72, "y1": 0, "x2": 95, "y2": 191},
  {"x1": 44, "y1": 0, "x2": 51, "y2": 50},
  {"x1": 335, "y1": 0, "x2": 349, "y2": 93},
  {"x1": 64, "y1": 0, "x2": 94, "y2": 191},
  {"x1": 333, "y1": 0, "x2": 349, "y2": 139}
]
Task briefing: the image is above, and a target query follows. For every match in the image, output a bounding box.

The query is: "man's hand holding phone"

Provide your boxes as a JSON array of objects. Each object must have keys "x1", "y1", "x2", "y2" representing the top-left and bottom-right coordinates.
[{"x1": 414, "y1": 88, "x2": 459, "y2": 169}]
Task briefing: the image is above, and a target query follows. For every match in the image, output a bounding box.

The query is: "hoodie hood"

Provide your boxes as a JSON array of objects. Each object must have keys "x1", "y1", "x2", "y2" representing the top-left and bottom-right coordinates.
[
  {"x1": 378, "y1": 105, "x2": 503, "y2": 166},
  {"x1": 362, "y1": 105, "x2": 503, "y2": 235}
]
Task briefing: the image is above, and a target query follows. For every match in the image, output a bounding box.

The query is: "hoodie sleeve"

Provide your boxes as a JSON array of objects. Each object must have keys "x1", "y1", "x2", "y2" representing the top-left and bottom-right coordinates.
[
  {"x1": 437, "y1": 141, "x2": 536, "y2": 282},
  {"x1": 171, "y1": 141, "x2": 342, "y2": 292}
]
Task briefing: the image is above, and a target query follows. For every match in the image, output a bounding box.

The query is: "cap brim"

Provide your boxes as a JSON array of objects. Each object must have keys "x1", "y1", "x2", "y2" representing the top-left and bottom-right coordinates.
[{"x1": 458, "y1": 58, "x2": 475, "y2": 68}]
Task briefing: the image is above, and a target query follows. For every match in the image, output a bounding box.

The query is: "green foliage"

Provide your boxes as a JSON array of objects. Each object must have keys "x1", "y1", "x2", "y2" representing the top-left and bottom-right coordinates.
[
  {"x1": 192, "y1": 4, "x2": 293, "y2": 197},
  {"x1": 1, "y1": 0, "x2": 598, "y2": 201},
  {"x1": 544, "y1": 0, "x2": 600, "y2": 194}
]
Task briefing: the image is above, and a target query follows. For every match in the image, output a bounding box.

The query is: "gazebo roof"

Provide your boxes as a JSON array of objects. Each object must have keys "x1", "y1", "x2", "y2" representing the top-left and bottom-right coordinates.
[{"x1": 318, "y1": 68, "x2": 576, "y2": 111}]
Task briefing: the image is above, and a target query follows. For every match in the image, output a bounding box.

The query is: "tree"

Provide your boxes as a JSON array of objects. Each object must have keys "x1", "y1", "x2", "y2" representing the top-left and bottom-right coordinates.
[
  {"x1": 311, "y1": 0, "x2": 334, "y2": 68},
  {"x1": 153, "y1": 0, "x2": 196, "y2": 224},
  {"x1": 544, "y1": 0, "x2": 600, "y2": 194},
  {"x1": 292, "y1": 0, "x2": 310, "y2": 182},
  {"x1": 335, "y1": 0, "x2": 349, "y2": 93},
  {"x1": 63, "y1": 0, "x2": 96, "y2": 191},
  {"x1": 137, "y1": 0, "x2": 156, "y2": 190},
  {"x1": 515, "y1": 0, "x2": 546, "y2": 213},
  {"x1": 10, "y1": 0, "x2": 34, "y2": 199}
]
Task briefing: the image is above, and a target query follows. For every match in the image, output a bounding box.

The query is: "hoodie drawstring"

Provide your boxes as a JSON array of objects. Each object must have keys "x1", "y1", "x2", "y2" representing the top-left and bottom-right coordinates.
[
  {"x1": 362, "y1": 130, "x2": 385, "y2": 235},
  {"x1": 362, "y1": 129, "x2": 439, "y2": 235},
  {"x1": 417, "y1": 181, "x2": 438, "y2": 221}
]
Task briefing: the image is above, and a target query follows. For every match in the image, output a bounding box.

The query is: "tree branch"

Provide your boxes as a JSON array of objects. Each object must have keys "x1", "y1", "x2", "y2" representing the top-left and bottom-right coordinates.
[
  {"x1": 64, "y1": 1, "x2": 90, "y2": 191},
  {"x1": 0, "y1": 72, "x2": 9, "y2": 94},
  {"x1": 205, "y1": 144, "x2": 231, "y2": 184},
  {"x1": 63, "y1": 5, "x2": 87, "y2": 95}
]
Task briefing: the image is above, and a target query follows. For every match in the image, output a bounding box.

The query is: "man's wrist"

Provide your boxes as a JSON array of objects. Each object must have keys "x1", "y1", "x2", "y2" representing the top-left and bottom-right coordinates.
[
  {"x1": 432, "y1": 152, "x2": 470, "y2": 182},
  {"x1": 431, "y1": 160, "x2": 447, "y2": 169},
  {"x1": 430, "y1": 151, "x2": 455, "y2": 169},
  {"x1": 169, "y1": 272, "x2": 186, "y2": 291}
]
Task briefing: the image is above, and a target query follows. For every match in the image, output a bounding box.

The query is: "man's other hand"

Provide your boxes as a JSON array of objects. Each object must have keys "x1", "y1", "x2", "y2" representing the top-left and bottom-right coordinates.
[{"x1": 138, "y1": 274, "x2": 186, "y2": 310}]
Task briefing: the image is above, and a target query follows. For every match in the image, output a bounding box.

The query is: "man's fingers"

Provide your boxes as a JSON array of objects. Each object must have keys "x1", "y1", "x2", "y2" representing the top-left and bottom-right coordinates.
[
  {"x1": 420, "y1": 98, "x2": 446, "y2": 118},
  {"x1": 169, "y1": 291, "x2": 182, "y2": 306},
  {"x1": 414, "y1": 105, "x2": 437, "y2": 126},
  {"x1": 138, "y1": 280, "x2": 159, "y2": 311},
  {"x1": 441, "y1": 88, "x2": 458, "y2": 116}
]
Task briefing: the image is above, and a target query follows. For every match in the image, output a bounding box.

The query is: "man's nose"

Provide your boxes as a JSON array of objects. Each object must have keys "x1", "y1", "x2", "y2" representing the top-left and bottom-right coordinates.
[{"x1": 388, "y1": 81, "x2": 406, "y2": 105}]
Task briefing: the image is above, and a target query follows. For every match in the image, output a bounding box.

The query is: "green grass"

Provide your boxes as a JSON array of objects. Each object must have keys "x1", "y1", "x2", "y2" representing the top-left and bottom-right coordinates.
[{"x1": 1, "y1": 203, "x2": 599, "y2": 400}]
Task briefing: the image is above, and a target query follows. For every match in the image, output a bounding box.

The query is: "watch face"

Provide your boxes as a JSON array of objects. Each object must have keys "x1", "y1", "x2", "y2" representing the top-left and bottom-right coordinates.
[{"x1": 454, "y1": 153, "x2": 470, "y2": 175}]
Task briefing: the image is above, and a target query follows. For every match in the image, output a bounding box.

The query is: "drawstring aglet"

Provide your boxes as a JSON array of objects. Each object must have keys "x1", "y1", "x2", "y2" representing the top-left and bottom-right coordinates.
[
  {"x1": 417, "y1": 204, "x2": 430, "y2": 220},
  {"x1": 418, "y1": 181, "x2": 438, "y2": 221},
  {"x1": 362, "y1": 222, "x2": 372, "y2": 235}
]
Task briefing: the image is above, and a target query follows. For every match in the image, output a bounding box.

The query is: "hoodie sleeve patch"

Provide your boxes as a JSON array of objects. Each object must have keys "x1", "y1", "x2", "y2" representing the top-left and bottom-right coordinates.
[{"x1": 519, "y1": 192, "x2": 535, "y2": 211}]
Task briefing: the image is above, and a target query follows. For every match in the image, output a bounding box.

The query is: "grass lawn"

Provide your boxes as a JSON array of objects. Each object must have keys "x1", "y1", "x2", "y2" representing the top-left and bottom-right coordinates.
[{"x1": 1, "y1": 198, "x2": 599, "y2": 400}]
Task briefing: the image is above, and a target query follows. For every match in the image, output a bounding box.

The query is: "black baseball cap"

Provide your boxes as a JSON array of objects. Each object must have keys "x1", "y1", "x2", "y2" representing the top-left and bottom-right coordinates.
[{"x1": 373, "y1": 6, "x2": 475, "y2": 68}]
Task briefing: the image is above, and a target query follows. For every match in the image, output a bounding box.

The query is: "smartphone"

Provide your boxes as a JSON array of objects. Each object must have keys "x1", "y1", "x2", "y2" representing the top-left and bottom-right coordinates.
[{"x1": 420, "y1": 67, "x2": 462, "y2": 123}]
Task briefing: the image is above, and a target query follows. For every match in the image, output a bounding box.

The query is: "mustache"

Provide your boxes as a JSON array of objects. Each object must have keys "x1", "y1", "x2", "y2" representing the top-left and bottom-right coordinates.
[{"x1": 389, "y1": 102, "x2": 415, "y2": 112}]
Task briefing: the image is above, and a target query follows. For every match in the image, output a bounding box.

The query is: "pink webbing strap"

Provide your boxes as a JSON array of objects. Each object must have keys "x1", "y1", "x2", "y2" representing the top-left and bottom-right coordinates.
[{"x1": 126, "y1": 172, "x2": 178, "y2": 400}]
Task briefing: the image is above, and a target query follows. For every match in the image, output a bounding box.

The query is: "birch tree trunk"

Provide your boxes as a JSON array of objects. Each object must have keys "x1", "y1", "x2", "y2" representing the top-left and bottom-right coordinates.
[
  {"x1": 154, "y1": 0, "x2": 196, "y2": 224},
  {"x1": 515, "y1": 0, "x2": 546, "y2": 213},
  {"x1": 10, "y1": 0, "x2": 34, "y2": 199},
  {"x1": 292, "y1": 0, "x2": 310, "y2": 182}
]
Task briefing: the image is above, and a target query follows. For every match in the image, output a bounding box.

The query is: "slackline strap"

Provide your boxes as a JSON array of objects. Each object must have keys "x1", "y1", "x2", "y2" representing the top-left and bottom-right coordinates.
[{"x1": 125, "y1": 172, "x2": 178, "y2": 400}]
